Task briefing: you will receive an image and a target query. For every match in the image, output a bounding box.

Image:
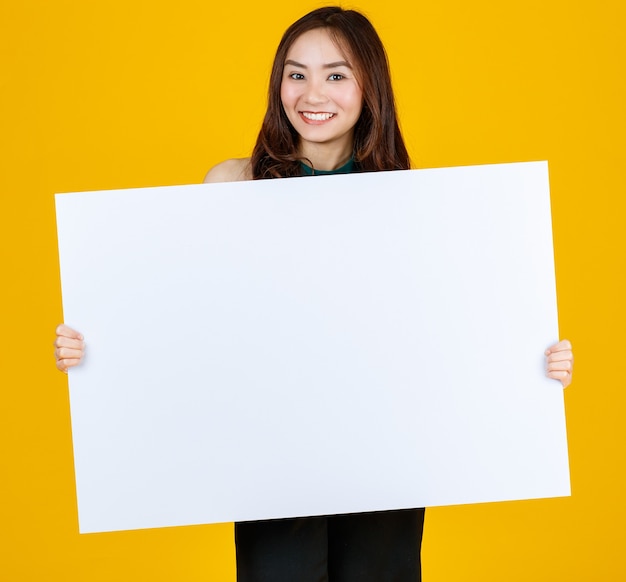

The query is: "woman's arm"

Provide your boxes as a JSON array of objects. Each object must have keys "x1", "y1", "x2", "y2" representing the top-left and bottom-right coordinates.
[{"x1": 203, "y1": 158, "x2": 252, "y2": 183}]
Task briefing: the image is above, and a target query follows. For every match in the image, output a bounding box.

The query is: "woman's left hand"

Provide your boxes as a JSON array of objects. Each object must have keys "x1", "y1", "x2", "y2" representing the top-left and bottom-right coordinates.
[{"x1": 545, "y1": 339, "x2": 574, "y2": 388}]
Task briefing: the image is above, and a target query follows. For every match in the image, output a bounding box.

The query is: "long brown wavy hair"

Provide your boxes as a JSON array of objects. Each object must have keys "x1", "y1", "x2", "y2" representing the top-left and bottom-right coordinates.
[{"x1": 251, "y1": 6, "x2": 410, "y2": 179}]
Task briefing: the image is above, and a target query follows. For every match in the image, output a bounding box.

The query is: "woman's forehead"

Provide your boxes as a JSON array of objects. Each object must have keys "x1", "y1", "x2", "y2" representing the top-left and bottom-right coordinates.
[{"x1": 284, "y1": 28, "x2": 353, "y2": 66}]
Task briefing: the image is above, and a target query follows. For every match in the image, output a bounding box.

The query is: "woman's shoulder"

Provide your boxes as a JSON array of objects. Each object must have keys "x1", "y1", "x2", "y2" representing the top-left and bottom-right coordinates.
[{"x1": 203, "y1": 158, "x2": 253, "y2": 183}]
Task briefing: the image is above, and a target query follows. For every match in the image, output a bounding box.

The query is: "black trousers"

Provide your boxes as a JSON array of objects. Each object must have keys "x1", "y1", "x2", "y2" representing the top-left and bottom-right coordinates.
[{"x1": 235, "y1": 508, "x2": 424, "y2": 582}]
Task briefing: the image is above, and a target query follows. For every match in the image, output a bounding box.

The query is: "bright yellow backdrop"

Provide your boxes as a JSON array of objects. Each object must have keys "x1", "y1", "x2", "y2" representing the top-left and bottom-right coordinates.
[{"x1": 2, "y1": 0, "x2": 624, "y2": 580}]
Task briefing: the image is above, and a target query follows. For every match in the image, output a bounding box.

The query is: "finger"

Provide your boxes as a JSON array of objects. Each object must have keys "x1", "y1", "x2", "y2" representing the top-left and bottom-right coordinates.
[
  {"x1": 55, "y1": 324, "x2": 84, "y2": 341},
  {"x1": 54, "y1": 335, "x2": 85, "y2": 350},
  {"x1": 547, "y1": 360, "x2": 573, "y2": 373},
  {"x1": 56, "y1": 358, "x2": 82, "y2": 373},
  {"x1": 547, "y1": 350, "x2": 573, "y2": 363},
  {"x1": 55, "y1": 347, "x2": 84, "y2": 361},
  {"x1": 547, "y1": 369, "x2": 572, "y2": 389},
  {"x1": 545, "y1": 339, "x2": 572, "y2": 355}
]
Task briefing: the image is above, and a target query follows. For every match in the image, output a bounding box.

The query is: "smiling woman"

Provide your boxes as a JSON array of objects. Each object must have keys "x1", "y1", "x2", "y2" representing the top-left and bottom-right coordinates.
[
  {"x1": 53, "y1": 5, "x2": 574, "y2": 582},
  {"x1": 245, "y1": 6, "x2": 411, "y2": 180}
]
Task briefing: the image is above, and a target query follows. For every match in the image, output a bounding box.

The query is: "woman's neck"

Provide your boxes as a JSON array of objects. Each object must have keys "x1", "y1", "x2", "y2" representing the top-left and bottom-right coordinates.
[{"x1": 298, "y1": 138, "x2": 354, "y2": 172}]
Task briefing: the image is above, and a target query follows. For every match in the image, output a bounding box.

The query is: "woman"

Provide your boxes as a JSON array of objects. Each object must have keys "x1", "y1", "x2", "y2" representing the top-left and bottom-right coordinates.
[{"x1": 55, "y1": 7, "x2": 574, "y2": 581}]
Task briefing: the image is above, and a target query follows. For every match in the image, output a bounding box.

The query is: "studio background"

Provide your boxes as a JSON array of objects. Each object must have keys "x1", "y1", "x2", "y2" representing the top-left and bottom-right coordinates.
[{"x1": 2, "y1": 0, "x2": 624, "y2": 579}]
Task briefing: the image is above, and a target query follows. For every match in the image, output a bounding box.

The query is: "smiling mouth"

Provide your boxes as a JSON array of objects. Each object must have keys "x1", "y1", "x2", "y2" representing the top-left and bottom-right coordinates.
[{"x1": 300, "y1": 112, "x2": 336, "y2": 122}]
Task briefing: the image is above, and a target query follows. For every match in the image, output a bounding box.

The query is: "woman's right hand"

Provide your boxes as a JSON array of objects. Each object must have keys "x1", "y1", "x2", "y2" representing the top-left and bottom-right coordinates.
[{"x1": 54, "y1": 324, "x2": 85, "y2": 373}]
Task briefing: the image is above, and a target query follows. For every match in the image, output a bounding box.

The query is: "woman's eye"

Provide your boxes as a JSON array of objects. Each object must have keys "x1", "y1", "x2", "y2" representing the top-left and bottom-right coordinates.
[
  {"x1": 329, "y1": 73, "x2": 344, "y2": 81},
  {"x1": 289, "y1": 72, "x2": 305, "y2": 80}
]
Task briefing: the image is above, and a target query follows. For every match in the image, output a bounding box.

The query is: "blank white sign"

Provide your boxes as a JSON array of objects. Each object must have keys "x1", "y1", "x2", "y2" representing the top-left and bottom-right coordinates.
[{"x1": 56, "y1": 161, "x2": 570, "y2": 534}]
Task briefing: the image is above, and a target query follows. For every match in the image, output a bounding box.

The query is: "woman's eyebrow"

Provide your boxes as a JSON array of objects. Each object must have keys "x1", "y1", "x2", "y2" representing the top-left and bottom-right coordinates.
[
  {"x1": 284, "y1": 59, "x2": 352, "y2": 69},
  {"x1": 284, "y1": 59, "x2": 307, "y2": 68},
  {"x1": 324, "y1": 61, "x2": 352, "y2": 69}
]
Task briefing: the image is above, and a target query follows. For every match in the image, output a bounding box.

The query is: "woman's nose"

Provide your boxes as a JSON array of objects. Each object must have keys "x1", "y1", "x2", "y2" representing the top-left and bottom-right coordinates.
[{"x1": 304, "y1": 79, "x2": 328, "y2": 105}]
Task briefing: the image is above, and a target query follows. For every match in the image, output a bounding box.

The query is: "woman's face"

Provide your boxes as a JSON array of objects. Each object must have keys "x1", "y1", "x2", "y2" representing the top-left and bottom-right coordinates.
[{"x1": 280, "y1": 28, "x2": 363, "y2": 155}]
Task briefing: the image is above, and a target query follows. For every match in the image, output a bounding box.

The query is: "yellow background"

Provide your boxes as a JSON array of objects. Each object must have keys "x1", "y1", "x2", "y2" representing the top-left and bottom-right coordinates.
[{"x1": 2, "y1": 0, "x2": 624, "y2": 579}]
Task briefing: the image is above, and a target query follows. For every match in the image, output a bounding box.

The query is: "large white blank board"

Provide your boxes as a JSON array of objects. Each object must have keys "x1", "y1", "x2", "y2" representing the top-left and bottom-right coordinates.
[{"x1": 55, "y1": 161, "x2": 570, "y2": 534}]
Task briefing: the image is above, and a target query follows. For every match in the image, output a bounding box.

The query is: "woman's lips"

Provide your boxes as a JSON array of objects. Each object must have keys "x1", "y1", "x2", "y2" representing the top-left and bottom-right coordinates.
[{"x1": 299, "y1": 111, "x2": 336, "y2": 124}]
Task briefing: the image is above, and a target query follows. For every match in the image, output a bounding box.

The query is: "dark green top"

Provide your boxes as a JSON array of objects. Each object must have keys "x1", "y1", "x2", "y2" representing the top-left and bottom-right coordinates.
[{"x1": 299, "y1": 158, "x2": 355, "y2": 176}]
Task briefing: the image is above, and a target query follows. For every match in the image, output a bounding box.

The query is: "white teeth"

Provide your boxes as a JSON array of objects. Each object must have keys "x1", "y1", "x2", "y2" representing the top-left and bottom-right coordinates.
[{"x1": 302, "y1": 112, "x2": 334, "y2": 121}]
